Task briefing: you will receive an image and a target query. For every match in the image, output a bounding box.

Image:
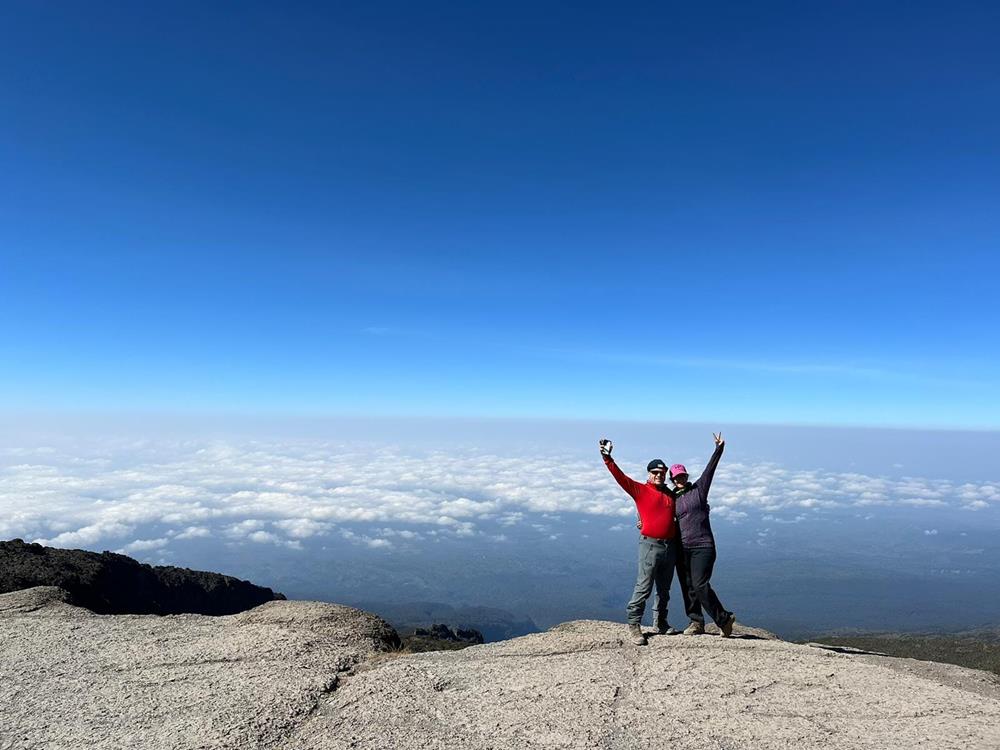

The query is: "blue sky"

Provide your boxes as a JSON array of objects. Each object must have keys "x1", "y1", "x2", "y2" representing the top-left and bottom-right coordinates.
[{"x1": 2, "y1": 1, "x2": 998, "y2": 427}]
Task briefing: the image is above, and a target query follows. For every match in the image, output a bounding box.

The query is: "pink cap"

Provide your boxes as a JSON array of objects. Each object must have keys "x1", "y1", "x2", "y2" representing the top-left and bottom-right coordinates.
[{"x1": 669, "y1": 464, "x2": 688, "y2": 478}]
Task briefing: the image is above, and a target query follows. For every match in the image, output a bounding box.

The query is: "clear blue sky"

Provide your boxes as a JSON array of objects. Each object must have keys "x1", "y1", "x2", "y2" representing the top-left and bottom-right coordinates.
[{"x1": 2, "y1": 1, "x2": 998, "y2": 427}]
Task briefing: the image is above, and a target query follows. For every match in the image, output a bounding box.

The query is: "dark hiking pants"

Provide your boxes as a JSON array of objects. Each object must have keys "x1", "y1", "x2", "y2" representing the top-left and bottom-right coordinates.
[
  {"x1": 626, "y1": 536, "x2": 677, "y2": 625},
  {"x1": 678, "y1": 545, "x2": 731, "y2": 627}
]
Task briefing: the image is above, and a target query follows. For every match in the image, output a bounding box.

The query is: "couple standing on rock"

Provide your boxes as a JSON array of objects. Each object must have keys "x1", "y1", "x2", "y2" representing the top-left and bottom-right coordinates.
[{"x1": 599, "y1": 434, "x2": 735, "y2": 646}]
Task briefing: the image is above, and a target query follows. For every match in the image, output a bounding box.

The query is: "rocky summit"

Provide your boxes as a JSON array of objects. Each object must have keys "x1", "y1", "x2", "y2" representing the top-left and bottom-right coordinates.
[{"x1": 3, "y1": 587, "x2": 1000, "y2": 750}]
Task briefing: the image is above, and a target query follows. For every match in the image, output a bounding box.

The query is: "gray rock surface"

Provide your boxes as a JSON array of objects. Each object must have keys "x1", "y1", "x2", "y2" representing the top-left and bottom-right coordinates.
[
  {"x1": 4, "y1": 589, "x2": 1000, "y2": 750},
  {"x1": 295, "y1": 620, "x2": 1000, "y2": 750},
  {"x1": 0, "y1": 587, "x2": 398, "y2": 750}
]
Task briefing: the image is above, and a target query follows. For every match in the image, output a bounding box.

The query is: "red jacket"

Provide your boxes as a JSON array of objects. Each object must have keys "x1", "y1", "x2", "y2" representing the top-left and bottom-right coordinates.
[{"x1": 603, "y1": 456, "x2": 676, "y2": 540}]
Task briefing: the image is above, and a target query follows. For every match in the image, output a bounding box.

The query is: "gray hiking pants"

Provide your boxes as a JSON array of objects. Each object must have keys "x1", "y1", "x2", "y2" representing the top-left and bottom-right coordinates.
[{"x1": 626, "y1": 536, "x2": 678, "y2": 625}]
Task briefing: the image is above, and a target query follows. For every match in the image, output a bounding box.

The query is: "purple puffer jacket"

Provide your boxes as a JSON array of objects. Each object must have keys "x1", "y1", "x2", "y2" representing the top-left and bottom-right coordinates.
[{"x1": 674, "y1": 444, "x2": 724, "y2": 548}]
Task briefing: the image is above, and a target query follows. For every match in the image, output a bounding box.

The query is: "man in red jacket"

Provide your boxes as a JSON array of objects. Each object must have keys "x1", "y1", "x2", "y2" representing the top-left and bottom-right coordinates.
[{"x1": 600, "y1": 438, "x2": 679, "y2": 645}]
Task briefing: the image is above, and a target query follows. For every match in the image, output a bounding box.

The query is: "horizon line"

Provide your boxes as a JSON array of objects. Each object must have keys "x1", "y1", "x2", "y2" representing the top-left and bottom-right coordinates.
[{"x1": 1, "y1": 408, "x2": 999, "y2": 435}]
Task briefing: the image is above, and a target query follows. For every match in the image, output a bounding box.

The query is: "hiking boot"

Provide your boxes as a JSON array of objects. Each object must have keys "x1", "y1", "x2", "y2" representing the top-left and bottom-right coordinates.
[
  {"x1": 654, "y1": 615, "x2": 680, "y2": 635},
  {"x1": 683, "y1": 621, "x2": 705, "y2": 636},
  {"x1": 720, "y1": 613, "x2": 736, "y2": 638},
  {"x1": 627, "y1": 623, "x2": 647, "y2": 646}
]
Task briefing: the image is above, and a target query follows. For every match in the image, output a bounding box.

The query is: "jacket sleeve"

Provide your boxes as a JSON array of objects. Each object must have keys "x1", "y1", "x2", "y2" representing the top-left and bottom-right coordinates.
[
  {"x1": 603, "y1": 456, "x2": 640, "y2": 500},
  {"x1": 697, "y1": 443, "x2": 725, "y2": 499}
]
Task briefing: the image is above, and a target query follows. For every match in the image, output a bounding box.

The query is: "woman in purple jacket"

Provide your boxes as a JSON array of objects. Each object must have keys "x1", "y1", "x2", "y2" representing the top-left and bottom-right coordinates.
[{"x1": 671, "y1": 433, "x2": 736, "y2": 636}]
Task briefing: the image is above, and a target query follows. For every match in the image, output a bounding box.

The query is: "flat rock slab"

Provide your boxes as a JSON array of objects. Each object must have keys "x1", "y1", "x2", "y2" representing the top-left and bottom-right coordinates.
[
  {"x1": 0, "y1": 587, "x2": 398, "y2": 750},
  {"x1": 5, "y1": 590, "x2": 1000, "y2": 750},
  {"x1": 294, "y1": 620, "x2": 1000, "y2": 750}
]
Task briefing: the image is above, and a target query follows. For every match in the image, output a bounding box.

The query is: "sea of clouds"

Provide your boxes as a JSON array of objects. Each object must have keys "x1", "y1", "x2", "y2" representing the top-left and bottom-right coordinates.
[{"x1": 2, "y1": 435, "x2": 997, "y2": 557}]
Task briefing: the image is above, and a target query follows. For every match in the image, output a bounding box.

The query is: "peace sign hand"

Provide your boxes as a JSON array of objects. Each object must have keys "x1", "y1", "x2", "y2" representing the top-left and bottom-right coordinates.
[{"x1": 713, "y1": 432, "x2": 725, "y2": 447}]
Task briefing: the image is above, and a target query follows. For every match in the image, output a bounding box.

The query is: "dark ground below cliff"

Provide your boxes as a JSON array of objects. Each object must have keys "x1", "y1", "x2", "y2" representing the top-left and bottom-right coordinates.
[{"x1": 807, "y1": 627, "x2": 1000, "y2": 676}]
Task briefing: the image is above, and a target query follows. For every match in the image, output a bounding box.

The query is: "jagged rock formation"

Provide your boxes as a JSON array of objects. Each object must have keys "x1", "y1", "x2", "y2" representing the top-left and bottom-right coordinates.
[
  {"x1": 0, "y1": 539, "x2": 283, "y2": 615},
  {"x1": 403, "y1": 623, "x2": 485, "y2": 652},
  {"x1": 413, "y1": 623, "x2": 484, "y2": 644},
  {"x1": 3, "y1": 587, "x2": 999, "y2": 750},
  {"x1": 359, "y1": 599, "x2": 539, "y2": 642}
]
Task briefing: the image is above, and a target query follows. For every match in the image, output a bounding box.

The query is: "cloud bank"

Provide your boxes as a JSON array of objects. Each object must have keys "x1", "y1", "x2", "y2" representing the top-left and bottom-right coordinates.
[{"x1": 1, "y1": 438, "x2": 997, "y2": 556}]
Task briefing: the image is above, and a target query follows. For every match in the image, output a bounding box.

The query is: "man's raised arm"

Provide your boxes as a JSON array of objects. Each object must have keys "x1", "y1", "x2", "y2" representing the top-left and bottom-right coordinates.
[
  {"x1": 698, "y1": 432, "x2": 726, "y2": 495},
  {"x1": 599, "y1": 438, "x2": 640, "y2": 499}
]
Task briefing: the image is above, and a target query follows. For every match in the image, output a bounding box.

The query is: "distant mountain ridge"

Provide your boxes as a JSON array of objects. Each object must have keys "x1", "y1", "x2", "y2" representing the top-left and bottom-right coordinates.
[{"x1": 0, "y1": 538, "x2": 284, "y2": 615}]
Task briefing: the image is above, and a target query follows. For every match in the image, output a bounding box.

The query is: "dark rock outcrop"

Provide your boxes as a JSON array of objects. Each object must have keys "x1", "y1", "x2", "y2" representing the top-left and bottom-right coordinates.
[
  {"x1": 358, "y1": 600, "x2": 540, "y2": 642},
  {"x1": 403, "y1": 623, "x2": 486, "y2": 651},
  {"x1": 0, "y1": 538, "x2": 284, "y2": 615},
  {"x1": 413, "y1": 623, "x2": 485, "y2": 644}
]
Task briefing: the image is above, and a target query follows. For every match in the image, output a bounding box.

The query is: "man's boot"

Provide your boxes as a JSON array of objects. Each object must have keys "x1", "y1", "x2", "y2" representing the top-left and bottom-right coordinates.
[
  {"x1": 720, "y1": 613, "x2": 736, "y2": 638},
  {"x1": 683, "y1": 621, "x2": 705, "y2": 636},
  {"x1": 627, "y1": 623, "x2": 647, "y2": 646},
  {"x1": 655, "y1": 614, "x2": 680, "y2": 635}
]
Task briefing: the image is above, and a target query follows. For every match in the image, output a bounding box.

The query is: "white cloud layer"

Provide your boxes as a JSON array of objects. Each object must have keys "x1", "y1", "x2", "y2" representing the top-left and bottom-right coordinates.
[{"x1": 1, "y1": 438, "x2": 997, "y2": 555}]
